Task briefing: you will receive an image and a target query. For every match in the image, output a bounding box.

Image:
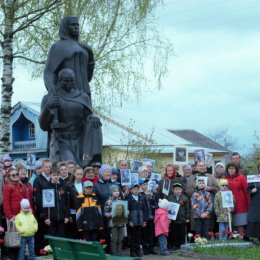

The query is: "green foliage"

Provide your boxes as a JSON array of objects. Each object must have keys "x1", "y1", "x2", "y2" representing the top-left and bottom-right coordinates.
[
  {"x1": 16, "y1": 0, "x2": 172, "y2": 109},
  {"x1": 195, "y1": 245, "x2": 260, "y2": 260}
]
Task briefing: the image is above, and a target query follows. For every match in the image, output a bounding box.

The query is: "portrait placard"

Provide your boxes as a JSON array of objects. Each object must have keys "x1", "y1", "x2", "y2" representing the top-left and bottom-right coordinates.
[
  {"x1": 162, "y1": 179, "x2": 171, "y2": 196},
  {"x1": 205, "y1": 153, "x2": 213, "y2": 167},
  {"x1": 130, "y1": 160, "x2": 143, "y2": 173},
  {"x1": 221, "y1": 191, "x2": 234, "y2": 208},
  {"x1": 174, "y1": 146, "x2": 188, "y2": 164},
  {"x1": 247, "y1": 175, "x2": 260, "y2": 183},
  {"x1": 120, "y1": 169, "x2": 131, "y2": 186},
  {"x1": 42, "y1": 189, "x2": 55, "y2": 208},
  {"x1": 194, "y1": 149, "x2": 205, "y2": 162},
  {"x1": 148, "y1": 180, "x2": 157, "y2": 192},
  {"x1": 131, "y1": 172, "x2": 139, "y2": 185},
  {"x1": 196, "y1": 176, "x2": 208, "y2": 187},
  {"x1": 151, "y1": 172, "x2": 162, "y2": 183},
  {"x1": 112, "y1": 201, "x2": 128, "y2": 226},
  {"x1": 168, "y1": 202, "x2": 180, "y2": 220}
]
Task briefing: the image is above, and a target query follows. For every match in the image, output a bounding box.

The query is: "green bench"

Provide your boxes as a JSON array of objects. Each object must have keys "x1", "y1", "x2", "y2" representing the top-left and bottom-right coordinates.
[{"x1": 45, "y1": 235, "x2": 142, "y2": 260}]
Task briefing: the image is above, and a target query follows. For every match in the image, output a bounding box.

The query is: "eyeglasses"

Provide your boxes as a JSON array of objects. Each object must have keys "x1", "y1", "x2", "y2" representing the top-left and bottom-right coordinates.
[{"x1": 10, "y1": 173, "x2": 19, "y2": 177}]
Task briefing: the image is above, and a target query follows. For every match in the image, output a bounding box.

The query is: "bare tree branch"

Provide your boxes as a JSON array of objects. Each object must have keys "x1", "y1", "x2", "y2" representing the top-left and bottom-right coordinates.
[
  {"x1": 13, "y1": 1, "x2": 62, "y2": 35},
  {"x1": 13, "y1": 54, "x2": 46, "y2": 64}
]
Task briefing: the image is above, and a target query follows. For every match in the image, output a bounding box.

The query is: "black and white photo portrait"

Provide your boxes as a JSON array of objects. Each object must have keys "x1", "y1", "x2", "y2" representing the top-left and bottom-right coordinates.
[
  {"x1": 120, "y1": 169, "x2": 131, "y2": 186},
  {"x1": 174, "y1": 146, "x2": 188, "y2": 164}
]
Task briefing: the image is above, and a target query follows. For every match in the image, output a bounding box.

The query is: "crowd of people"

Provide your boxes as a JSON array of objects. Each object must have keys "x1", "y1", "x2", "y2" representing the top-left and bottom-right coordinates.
[{"x1": 0, "y1": 152, "x2": 259, "y2": 259}]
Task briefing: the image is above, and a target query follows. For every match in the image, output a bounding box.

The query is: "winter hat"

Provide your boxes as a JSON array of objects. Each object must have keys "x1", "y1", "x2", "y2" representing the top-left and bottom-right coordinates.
[
  {"x1": 99, "y1": 164, "x2": 112, "y2": 176},
  {"x1": 219, "y1": 179, "x2": 228, "y2": 186},
  {"x1": 139, "y1": 178, "x2": 149, "y2": 185},
  {"x1": 158, "y1": 199, "x2": 169, "y2": 210},
  {"x1": 110, "y1": 185, "x2": 119, "y2": 195},
  {"x1": 111, "y1": 168, "x2": 119, "y2": 175},
  {"x1": 34, "y1": 160, "x2": 42, "y2": 170},
  {"x1": 173, "y1": 182, "x2": 183, "y2": 188},
  {"x1": 215, "y1": 162, "x2": 225, "y2": 169},
  {"x1": 3, "y1": 155, "x2": 11, "y2": 162},
  {"x1": 83, "y1": 180, "x2": 93, "y2": 187},
  {"x1": 20, "y1": 198, "x2": 30, "y2": 209}
]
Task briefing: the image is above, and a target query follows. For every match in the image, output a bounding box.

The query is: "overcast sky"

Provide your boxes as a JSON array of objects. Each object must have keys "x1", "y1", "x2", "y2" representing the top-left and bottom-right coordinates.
[{"x1": 12, "y1": 0, "x2": 260, "y2": 154}]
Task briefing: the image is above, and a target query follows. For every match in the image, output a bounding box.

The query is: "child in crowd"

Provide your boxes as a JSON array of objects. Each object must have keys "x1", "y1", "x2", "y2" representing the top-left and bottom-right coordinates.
[
  {"x1": 104, "y1": 185, "x2": 125, "y2": 256},
  {"x1": 139, "y1": 178, "x2": 158, "y2": 255},
  {"x1": 191, "y1": 178, "x2": 213, "y2": 239},
  {"x1": 154, "y1": 199, "x2": 171, "y2": 256},
  {"x1": 168, "y1": 183, "x2": 190, "y2": 250},
  {"x1": 15, "y1": 199, "x2": 38, "y2": 260},
  {"x1": 128, "y1": 183, "x2": 147, "y2": 257},
  {"x1": 111, "y1": 168, "x2": 120, "y2": 184},
  {"x1": 214, "y1": 179, "x2": 234, "y2": 240},
  {"x1": 43, "y1": 167, "x2": 70, "y2": 237},
  {"x1": 76, "y1": 180, "x2": 103, "y2": 241}
]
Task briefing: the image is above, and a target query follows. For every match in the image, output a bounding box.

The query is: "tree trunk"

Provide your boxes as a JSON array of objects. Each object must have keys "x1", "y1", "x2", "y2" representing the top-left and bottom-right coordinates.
[{"x1": 0, "y1": 1, "x2": 15, "y2": 152}]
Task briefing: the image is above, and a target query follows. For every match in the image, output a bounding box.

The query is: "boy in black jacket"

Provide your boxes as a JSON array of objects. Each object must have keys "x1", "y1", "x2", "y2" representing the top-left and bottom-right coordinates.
[
  {"x1": 43, "y1": 167, "x2": 70, "y2": 237},
  {"x1": 128, "y1": 183, "x2": 147, "y2": 257},
  {"x1": 76, "y1": 180, "x2": 103, "y2": 241}
]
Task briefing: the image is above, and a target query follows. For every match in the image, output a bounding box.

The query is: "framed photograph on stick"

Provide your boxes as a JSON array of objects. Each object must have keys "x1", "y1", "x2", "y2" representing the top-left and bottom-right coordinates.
[
  {"x1": 112, "y1": 201, "x2": 128, "y2": 226},
  {"x1": 131, "y1": 172, "x2": 139, "y2": 185},
  {"x1": 130, "y1": 160, "x2": 142, "y2": 173},
  {"x1": 168, "y1": 202, "x2": 180, "y2": 220},
  {"x1": 221, "y1": 191, "x2": 234, "y2": 208},
  {"x1": 162, "y1": 179, "x2": 171, "y2": 196},
  {"x1": 194, "y1": 148, "x2": 205, "y2": 162},
  {"x1": 174, "y1": 146, "x2": 188, "y2": 164},
  {"x1": 120, "y1": 169, "x2": 131, "y2": 186},
  {"x1": 42, "y1": 189, "x2": 55, "y2": 208}
]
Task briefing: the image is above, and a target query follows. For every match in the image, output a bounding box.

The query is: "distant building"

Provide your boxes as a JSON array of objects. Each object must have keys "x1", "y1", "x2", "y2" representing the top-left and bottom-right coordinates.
[{"x1": 9, "y1": 102, "x2": 228, "y2": 171}]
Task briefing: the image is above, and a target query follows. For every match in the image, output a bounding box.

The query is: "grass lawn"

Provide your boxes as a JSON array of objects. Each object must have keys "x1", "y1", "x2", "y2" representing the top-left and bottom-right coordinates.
[{"x1": 195, "y1": 245, "x2": 260, "y2": 260}]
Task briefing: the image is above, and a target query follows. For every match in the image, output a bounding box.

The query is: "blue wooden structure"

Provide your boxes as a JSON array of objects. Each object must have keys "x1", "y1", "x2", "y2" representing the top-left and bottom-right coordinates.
[{"x1": 10, "y1": 102, "x2": 47, "y2": 159}]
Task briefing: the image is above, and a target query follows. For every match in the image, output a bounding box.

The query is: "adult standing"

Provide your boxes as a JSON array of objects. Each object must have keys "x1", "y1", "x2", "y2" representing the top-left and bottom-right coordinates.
[
  {"x1": 246, "y1": 163, "x2": 260, "y2": 241},
  {"x1": 225, "y1": 162, "x2": 249, "y2": 234},
  {"x1": 231, "y1": 152, "x2": 248, "y2": 176},
  {"x1": 44, "y1": 16, "x2": 95, "y2": 104},
  {"x1": 3, "y1": 167, "x2": 33, "y2": 260},
  {"x1": 33, "y1": 159, "x2": 52, "y2": 255}
]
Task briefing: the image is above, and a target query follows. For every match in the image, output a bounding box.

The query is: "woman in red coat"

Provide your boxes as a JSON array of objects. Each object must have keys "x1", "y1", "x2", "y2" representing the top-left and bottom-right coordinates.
[
  {"x1": 225, "y1": 162, "x2": 249, "y2": 234},
  {"x1": 3, "y1": 167, "x2": 33, "y2": 221}
]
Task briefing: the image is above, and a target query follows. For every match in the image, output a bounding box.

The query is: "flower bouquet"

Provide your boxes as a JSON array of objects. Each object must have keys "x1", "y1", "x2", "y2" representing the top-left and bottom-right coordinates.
[{"x1": 40, "y1": 245, "x2": 52, "y2": 256}]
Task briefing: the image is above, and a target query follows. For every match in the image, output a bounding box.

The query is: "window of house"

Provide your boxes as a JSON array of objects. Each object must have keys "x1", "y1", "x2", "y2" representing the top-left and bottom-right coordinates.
[{"x1": 29, "y1": 123, "x2": 35, "y2": 138}]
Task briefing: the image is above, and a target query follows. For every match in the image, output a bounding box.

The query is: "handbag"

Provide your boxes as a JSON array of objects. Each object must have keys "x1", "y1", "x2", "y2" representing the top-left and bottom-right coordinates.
[{"x1": 4, "y1": 221, "x2": 21, "y2": 248}]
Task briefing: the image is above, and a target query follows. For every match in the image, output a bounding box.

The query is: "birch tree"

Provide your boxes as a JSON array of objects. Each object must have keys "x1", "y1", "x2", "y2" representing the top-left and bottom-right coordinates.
[{"x1": 0, "y1": 0, "x2": 171, "y2": 152}]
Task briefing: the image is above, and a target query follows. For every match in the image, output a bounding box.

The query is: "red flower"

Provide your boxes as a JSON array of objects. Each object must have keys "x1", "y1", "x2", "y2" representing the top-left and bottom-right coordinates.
[
  {"x1": 99, "y1": 239, "x2": 106, "y2": 244},
  {"x1": 239, "y1": 232, "x2": 245, "y2": 237},
  {"x1": 208, "y1": 231, "x2": 214, "y2": 237},
  {"x1": 194, "y1": 234, "x2": 200, "y2": 239},
  {"x1": 222, "y1": 229, "x2": 228, "y2": 234},
  {"x1": 228, "y1": 231, "x2": 233, "y2": 236},
  {"x1": 40, "y1": 249, "x2": 47, "y2": 255},
  {"x1": 0, "y1": 238, "x2": 4, "y2": 244}
]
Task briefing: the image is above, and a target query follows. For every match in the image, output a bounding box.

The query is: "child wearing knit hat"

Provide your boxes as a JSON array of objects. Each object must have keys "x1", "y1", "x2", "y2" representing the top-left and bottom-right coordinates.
[
  {"x1": 15, "y1": 199, "x2": 38, "y2": 260},
  {"x1": 214, "y1": 179, "x2": 234, "y2": 240}
]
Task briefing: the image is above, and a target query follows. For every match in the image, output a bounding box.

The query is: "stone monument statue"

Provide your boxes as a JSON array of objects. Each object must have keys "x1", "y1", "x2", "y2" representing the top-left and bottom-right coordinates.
[
  {"x1": 39, "y1": 69, "x2": 102, "y2": 166},
  {"x1": 44, "y1": 16, "x2": 95, "y2": 106}
]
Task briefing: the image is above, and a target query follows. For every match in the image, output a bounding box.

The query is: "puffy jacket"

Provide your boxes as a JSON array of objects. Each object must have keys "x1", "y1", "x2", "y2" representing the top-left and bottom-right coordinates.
[
  {"x1": 154, "y1": 208, "x2": 170, "y2": 237},
  {"x1": 76, "y1": 193, "x2": 103, "y2": 231},
  {"x1": 3, "y1": 181, "x2": 33, "y2": 219},
  {"x1": 225, "y1": 174, "x2": 249, "y2": 213},
  {"x1": 15, "y1": 211, "x2": 38, "y2": 237},
  {"x1": 191, "y1": 189, "x2": 213, "y2": 218}
]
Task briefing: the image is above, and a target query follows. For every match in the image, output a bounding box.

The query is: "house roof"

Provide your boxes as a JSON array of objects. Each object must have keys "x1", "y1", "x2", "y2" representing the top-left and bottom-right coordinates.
[
  {"x1": 12, "y1": 102, "x2": 227, "y2": 154},
  {"x1": 168, "y1": 129, "x2": 229, "y2": 152}
]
